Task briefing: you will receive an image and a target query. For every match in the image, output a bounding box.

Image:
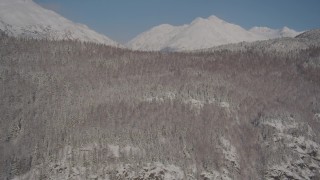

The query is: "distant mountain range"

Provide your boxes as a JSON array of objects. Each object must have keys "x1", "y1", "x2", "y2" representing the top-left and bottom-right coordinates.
[
  {"x1": 201, "y1": 29, "x2": 320, "y2": 54},
  {"x1": 0, "y1": 0, "x2": 304, "y2": 51},
  {"x1": 0, "y1": 0, "x2": 121, "y2": 47},
  {"x1": 249, "y1": 26, "x2": 300, "y2": 39},
  {"x1": 127, "y1": 15, "x2": 301, "y2": 51}
]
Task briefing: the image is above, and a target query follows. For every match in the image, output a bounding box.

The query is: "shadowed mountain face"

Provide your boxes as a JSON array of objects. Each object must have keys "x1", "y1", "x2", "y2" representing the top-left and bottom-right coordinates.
[{"x1": 0, "y1": 31, "x2": 320, "y2": 179}]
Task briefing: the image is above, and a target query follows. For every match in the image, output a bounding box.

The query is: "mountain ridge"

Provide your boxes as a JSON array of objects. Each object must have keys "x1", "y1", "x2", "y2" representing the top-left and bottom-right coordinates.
[
  {"x1": 127, "y1": 16, "x2": 301, "y2": 51},
  {"x1": 0, "y1": 0, "x2": 121, "y2": 46}
]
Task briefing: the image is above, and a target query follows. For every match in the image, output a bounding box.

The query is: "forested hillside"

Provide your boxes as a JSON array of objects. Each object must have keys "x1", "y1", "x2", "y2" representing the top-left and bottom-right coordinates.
[{"x1": 1, "y1": 31, "x2": 320, "y2": 179}]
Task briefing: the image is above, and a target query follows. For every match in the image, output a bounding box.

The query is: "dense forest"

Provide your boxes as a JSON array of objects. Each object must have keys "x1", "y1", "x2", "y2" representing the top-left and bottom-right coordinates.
[{"x1": 1, "y1": 31, "x2": 320, "y2": 179}]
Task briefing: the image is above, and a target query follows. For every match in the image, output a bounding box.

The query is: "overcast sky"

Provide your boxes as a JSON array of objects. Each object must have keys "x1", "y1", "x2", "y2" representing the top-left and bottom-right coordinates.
[{"x1": 34, "y1": 0, "x2": 320, "y2": 43}]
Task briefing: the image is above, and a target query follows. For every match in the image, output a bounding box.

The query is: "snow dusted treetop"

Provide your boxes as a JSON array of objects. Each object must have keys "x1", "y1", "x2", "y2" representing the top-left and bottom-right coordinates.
[
  {"x1": 0, "y1": 0, "x2": 121, "y2": 47},
  {"x1": 127, "y1": 15, "x2": 300, "y2": 51}
]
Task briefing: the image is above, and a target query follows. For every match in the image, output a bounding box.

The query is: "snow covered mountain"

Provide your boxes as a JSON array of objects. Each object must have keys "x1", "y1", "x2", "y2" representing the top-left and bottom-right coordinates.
[
  {"x1": 249, "y1": 26, "x2": 301, "y2": 39},
  {"x1": 127, "y1": 15, "x2": 300, "y2": 51},
  {"x1": 0, "y1": 0, "x2": 120, "y2": 46},
  {"x1": 126, "y1": 24, "x2": 189, "y2": 52}
]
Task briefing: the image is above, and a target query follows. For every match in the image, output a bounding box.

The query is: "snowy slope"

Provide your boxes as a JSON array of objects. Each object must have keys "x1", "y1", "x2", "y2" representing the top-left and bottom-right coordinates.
[
  {"x1": 165, "y1": 16, "x2": 264, "y2": 51},
  {"x1": 0, "y1": 0, "x2": 120, "y2": 46},
  {"x1": 201, "y1": 29, "x2": 320, "y2": 54},
  {"x1": 127, "y1": 16, "x2": 300, "y2": 51},
  {"x1": 249, "y1": 26, "x2": 300, "y2": 39},
  {"x1": 126, "y1": 24, "x2": 187, "y2": 51},
  {"x1": 296, "y1": 29, "x2": 320, "y2": 40}
]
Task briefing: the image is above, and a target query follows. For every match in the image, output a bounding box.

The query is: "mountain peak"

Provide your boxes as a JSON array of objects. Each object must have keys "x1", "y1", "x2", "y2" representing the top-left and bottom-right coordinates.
[
  {"x1": 282, "y1": 26, "x2": 290, "y2": 30},
  {"x1": 191, "y1": 15, "x2": 225, "y2": 25},
  {"x1": 191, "y1": 17, "x2": 206, "y2": 24},
  {"x1": 281, "y1": 26, "x2": 295, "y2": 33},
  {"x1": 280, "y1": 26, "x2": 301, "y2": 37},
  {"x1": 207, "y1": 15, "x2": 224, "y2": 22}
]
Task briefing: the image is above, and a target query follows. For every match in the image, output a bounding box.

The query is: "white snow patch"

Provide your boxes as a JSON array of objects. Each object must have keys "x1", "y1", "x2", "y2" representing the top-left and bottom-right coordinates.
[
  {"x1": 108, "y1": 144, "x2": 120, "y2": 158},
  {"x1": 143, "y1": 92, "x2": 233, "y2": 114},
  {"x1": 261, "y1": 118, "x2": 298, "y2": 133},
  {"x1": 315, "y1": 113, "x2": 320, "y2": 122},
  {"x1": 121, "y1": 145, "x2": 145, "y2": 157},
  {"x1": 144, "y1": 91, "x2": 176, "y2": 103},
  {"x1": 220, "y1": 137, "x2": 240, "y2": 171},
  {"x1": 184, "y1": 98, "x2": 205, "y2": 109},
  {"x1": 145, "y1": 96, "x2": 165, "y2": 103},
  {"x1": 219, "y1": 101, "x2": 230, "y2": 108},
  {"x1": 165, "y1": 92, "x2": 176, "y2": 100},
  {"x1": 79, "y1": 143, "x2": 98, "y2": 151}
]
